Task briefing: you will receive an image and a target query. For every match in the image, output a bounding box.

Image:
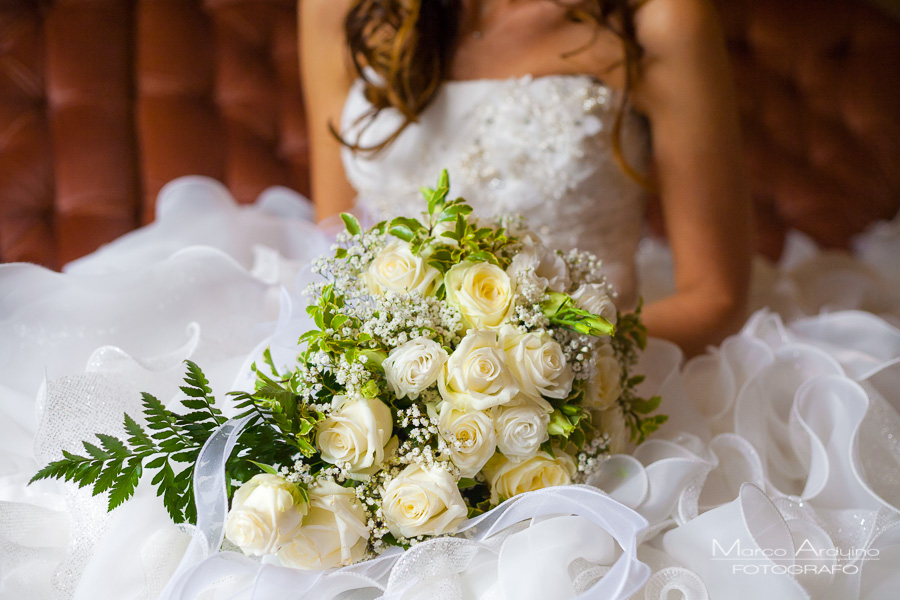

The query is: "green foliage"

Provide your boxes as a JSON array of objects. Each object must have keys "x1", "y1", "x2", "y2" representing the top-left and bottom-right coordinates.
[
  {"x1": 544, "y1": 384, "x2": 594, "y2": 452},
  {"x1": 30, "y1": 360, "x2": 309, "y2": 525},
  {"x1": 457, "y1": 477, "x2": 479, "y2": 490},
  {"x1": 340, "y1": 213, "x2": 361, "y2": 236},
  {"x1": 542, "y1": 292, "x2": 616, "y2": 338},
  {"x1": 611, "y1": 300, "x2": 669, "y2": 444},
  {"x1": 378, "y1": 170, "x2": 517, "y2": 272},
  {"x1": 30, "y1": 361, "x2": 227, "y2": 523},
  {"x1": 231, "y1": 364, "x2": 325, "y2": 460},
  {"x1": 303, "y1": 286, "x2": 374, "y2": 361}
]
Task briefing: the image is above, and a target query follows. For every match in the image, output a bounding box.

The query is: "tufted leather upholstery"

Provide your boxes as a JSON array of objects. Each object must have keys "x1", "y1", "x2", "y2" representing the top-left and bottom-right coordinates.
[
  {"x1": 714, "y1": 0, "x2": 900, "y2": 258},
  {"x1": 0, "y1": 0, "x2": 307, "y2": 269},
  {"x1": 0, "y1": 0, "x2": 897, "y2": 268},
  {"x1": 137, "y1": 0, "x2": 308, "y2": 224}
]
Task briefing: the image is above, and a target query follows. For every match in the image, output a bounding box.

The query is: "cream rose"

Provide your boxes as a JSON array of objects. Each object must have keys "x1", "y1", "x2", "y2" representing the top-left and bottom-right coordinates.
[
  {"x1": 381, "y1": 464, "x2": 467, "y2": 539},
  {"x1": 277, "y1": 480, "x2": 369, "y2": 569},
  {"x1": 492, "y1": 403, "x2": 550, "y2": 460},
  {"x1": 506, "y1": 242, "x2": 570, "y2": 293},
  {"x1": 445, "y1": 261, "x2": 515, "y2": 329},
  {"x1": 499, "y1": 325, "x2": 574, "y2": 400},
  {"x1": 570, "y1": 284, "x2": 617, "y2": 328},
  {"x1": 484, "y1": 450, "x2": 576, "y2": 504},
  {"x1": 437, "y1": 404, "x2": 497, "y2": 477},
  {"x1": 224, "y1": 474, "x2": 307, "y2": 556},
  {"x1": 364, "y1": 240, "x2": 440, "y2": 296},
  {"x1": 594, "y1": 405, "x2": 629, "y2": 454},
  {"x1": 317, "y1": 396, "x2": 394, "y2": 478},
  {"x1": 585, "y1": 347, "x2": 623, "y2": 411},
  {"x1": 438, "y1": 330, "x2": 518, "y2": 411},
  {"x1": 383, "y1": 337, "x2": 448, "y2": 399}
]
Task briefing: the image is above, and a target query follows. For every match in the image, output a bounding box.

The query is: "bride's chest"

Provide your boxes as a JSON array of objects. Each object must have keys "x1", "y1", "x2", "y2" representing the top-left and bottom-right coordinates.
[{"x1": 341, "y1": 75, "x2": 648, "y2": 223}]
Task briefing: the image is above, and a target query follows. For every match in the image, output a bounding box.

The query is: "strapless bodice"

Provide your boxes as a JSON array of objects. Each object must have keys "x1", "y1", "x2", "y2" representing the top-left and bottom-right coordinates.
[{"x1": 341, "y1": 74, "x2": 650, "y2": 305}]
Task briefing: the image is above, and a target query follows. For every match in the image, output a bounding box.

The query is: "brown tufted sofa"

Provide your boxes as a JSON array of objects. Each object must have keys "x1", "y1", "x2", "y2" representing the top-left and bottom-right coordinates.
[
  {"x1": 0, "y1": 0, "x2": 307, "y2": 269},
  {"x1": 0, "y1": 0, "x2": 898, "y2": 269}
]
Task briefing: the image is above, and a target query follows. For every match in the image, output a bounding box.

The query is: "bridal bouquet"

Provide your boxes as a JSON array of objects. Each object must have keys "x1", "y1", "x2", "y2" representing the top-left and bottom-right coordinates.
[{"x1": 32, "y1": 171, "x2": 664, "y2": 570}]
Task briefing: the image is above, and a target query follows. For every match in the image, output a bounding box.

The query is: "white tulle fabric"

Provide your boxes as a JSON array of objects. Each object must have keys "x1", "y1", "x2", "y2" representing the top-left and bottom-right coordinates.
[{"x1": 2, "y1": 75, "x2": 900, "y2": 600}]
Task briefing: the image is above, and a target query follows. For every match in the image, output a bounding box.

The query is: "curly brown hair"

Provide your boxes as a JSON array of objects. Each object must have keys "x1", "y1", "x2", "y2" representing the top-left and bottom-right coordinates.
[{"x1": 340, "y1": 0, "x2": 646, "y2": 182}]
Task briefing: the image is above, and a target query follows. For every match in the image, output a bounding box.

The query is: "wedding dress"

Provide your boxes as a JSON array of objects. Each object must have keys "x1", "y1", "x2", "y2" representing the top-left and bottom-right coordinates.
[{"x1": 1, "y1": 72, "x2": 899, "y2": 600}]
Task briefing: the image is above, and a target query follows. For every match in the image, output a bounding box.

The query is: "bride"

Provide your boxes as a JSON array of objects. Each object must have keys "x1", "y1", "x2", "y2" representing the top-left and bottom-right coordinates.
[
  {"x1": 304, "y1": 0, "x2": 752, "y2": 358},
  {"x1": 1, "y1": 0, "x2": 898, "y2": 599}
]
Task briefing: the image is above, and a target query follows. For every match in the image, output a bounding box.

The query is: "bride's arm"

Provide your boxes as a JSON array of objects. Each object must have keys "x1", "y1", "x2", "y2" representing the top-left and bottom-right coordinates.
[
  {"x1": 300, "y1": 0, "x2": 357, "y2": 220},
  {"x1": 631, "y1": 0, "x2": 753, "y2": 356}
]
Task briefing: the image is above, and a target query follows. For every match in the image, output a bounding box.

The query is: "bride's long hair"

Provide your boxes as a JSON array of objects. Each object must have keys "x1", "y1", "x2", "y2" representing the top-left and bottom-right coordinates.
[{"x1": 339, "y1": 0, "x2": 646, "y2": 183}]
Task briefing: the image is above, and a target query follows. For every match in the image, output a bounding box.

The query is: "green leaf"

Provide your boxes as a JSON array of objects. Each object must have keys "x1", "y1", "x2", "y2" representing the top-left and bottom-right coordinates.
[
  {"x1": 108, "y1": 459, "x2": 142, "y2": 511},
  {"x1": 630, "y1": 395, "x2": 662, "y2": 414},
  {"x1": 249, "y1": 461, "x2": 280, "y2": 476},
  {"x1": 389, "y1": 224, "x2": 414, "y2": 242},
  {"x1": 94, "y1": 462, "x2": 122, "y2": 495},
  {"x1": 467, "y1": 250, "x2": 499, "y2": 266},
  {"x1": 96, "y1": 433, "x2": 130, "y2": 457},
  {"x1": 340, "y1": 213, "x2": 361, "y2": 236},
  {"x1": 440, "y1": 204, "x2": 472, "y2": 219},
  {"x1": 82, "y1": 441, "x2": 109, "y2": 461},
  {"x1": 145, "y1": 455, "x2": 166, "y2": 469},
  {"x1": 471, "y1": 227, "x2": 492, "y2": 240},
  {"x1": 183, "y1": 360, "x2": 214, "y2": 398},
  {"x1": 542, "y1": 291, "x2": 569, "y2": 316},
  {"x1": 124, "y1": 413, "x2": 155, "y2": 452},
  {"x1": 454, "y1": 213, "x2": 466, "y2": 241},
  {"x1": 436, "y1": 169, "x2": 450, "y2": 195},
  {"x1": 390, "y1": 216, "x2": 425, "y2": 233},
  {"x1": 627, "y1": 375, "x2": 646, "y2": 387},
  {"x1": 429, "y1": 249, "x2": 453, "y2": 263},
  {"x1": 570, "y1": 427, "x2": 586, "y2": 450},
  {"x1": 641, "y1": 415, "x2": 668, "y2": 436},
  {"x1": 179, "y1": 386, "x2": 207, "y2": 398},
  {"x1": 457, "y1": 477, "x2": 478, "y2": 490}
]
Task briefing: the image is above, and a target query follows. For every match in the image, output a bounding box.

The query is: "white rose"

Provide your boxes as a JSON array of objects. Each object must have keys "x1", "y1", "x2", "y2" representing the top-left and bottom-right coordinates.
[
  {"x1": 364, "y1": 240, "x2": 440, "y2": 296},
  {"x1": 585, "y1": 350, "x2": 623, "y2": 411},
  {"x1": 277, "y1": 480, "x2": 369, "y2": 569},
  {"x1": 492, "y1": 403, "x2": 550, "y2": 460},
  {"x1": 484, "y1": 450, "x2": 576, "y2": 504},
  {"x1": 382, "y1": 464, "x2": 467, "y2": 538},
  {"x1": 317, "y1": 396, "x2": 394, "y2": 478},
  {"x1": 594, "y1": 405, "x2": 629, "y2": 454},
  {"x1": 507, "y1": 242, "x2": 570, "y2": 293},
  {"x1": 499, "y1": 325, "x2": 574, "y2": 400},
  {"x1": 570, "y1": 284, "x2": 617, "y2": 328},
  {"x1": 445, "y1": 261, "x2": 515, "y2": 329},
  {"x1": 438, "y1": 330, "x2": 518, "y2": 411},
  {"x1": 437, "y1": 404, "x2": 497, "y2": 477},
  {"x1": 383, "y1": 337, "x2": 448, "y2": 399},
  {"x1": 224, "y1": 474, "x2": 307, "y2": 556}
]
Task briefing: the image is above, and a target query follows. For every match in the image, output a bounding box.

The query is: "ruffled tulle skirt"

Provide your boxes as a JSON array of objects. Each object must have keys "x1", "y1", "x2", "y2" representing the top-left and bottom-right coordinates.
[{"x1": 2, "y1": 177, "x2": 899, "y2": 600}]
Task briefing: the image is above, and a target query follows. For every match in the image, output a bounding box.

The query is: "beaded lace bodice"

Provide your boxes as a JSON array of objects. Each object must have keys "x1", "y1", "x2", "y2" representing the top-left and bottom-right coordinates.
[{"x1": 341, "y1": 74, "x2": 650, "y2": 303}]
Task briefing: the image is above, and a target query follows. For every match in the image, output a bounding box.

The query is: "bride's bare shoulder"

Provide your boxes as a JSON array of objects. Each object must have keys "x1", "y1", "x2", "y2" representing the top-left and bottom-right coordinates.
[
  {"x1": 631, "y1": 0, "x2": 732, "y2": 108},
  {"x1": 300, "y1": 0, "x2": 355, "y2": 91},
  {"x1": 635, "y1": 0, "x2": 724, "y2": 58},
  {"x1": 300, "y1": 0, "x2": 354, "y2": 56},
  {"x1": 300, "y1": 0, "x2": 353, "y2": 32}
]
